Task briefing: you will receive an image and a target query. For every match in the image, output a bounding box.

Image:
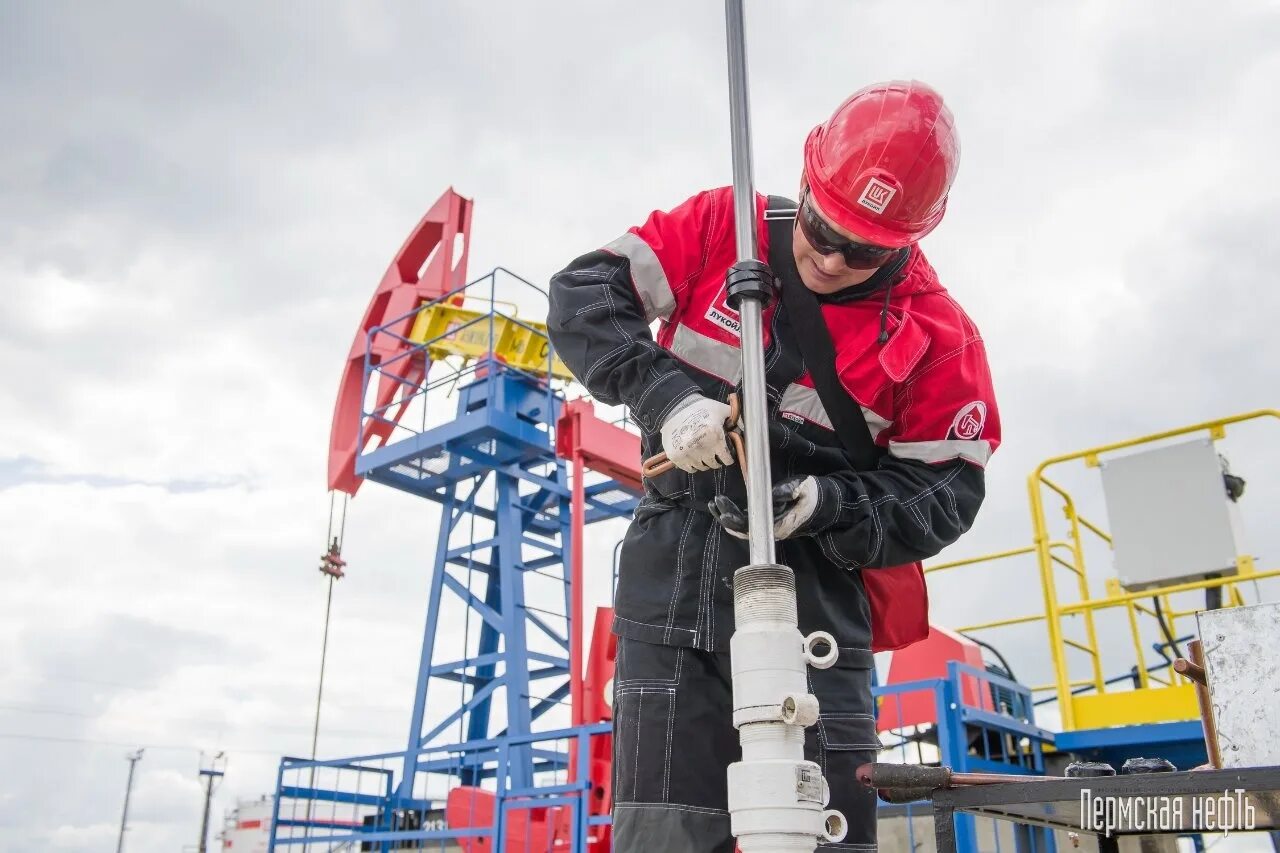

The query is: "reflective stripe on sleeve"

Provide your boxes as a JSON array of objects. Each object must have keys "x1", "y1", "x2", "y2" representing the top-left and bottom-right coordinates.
[
  {"x1": 602, "y1": 231, "x2": 676, "y2": 323},
  {"x1": 779, "y1": 383, "x2": 891, "y2": 439},
  {"x1": 669, "y1": 324, "x2": 742, "y2": 384},
  {"x1": 779, "y1": 383, "x2": 831, "y2": 430},
  {"x1": 888, "y1": 439, "x2": 992, "y2": 467}
]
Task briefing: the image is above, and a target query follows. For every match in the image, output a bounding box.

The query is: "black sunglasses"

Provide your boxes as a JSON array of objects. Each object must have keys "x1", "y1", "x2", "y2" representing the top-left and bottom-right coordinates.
[{"x1": 797, "y1": 189, "x2": 897, "y2": 270}]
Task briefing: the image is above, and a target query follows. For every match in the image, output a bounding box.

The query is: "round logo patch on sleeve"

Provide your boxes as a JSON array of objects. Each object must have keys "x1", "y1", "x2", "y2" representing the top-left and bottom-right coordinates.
[{"x1": 948, "y1": 401, "x2": 987, "y2": 440}]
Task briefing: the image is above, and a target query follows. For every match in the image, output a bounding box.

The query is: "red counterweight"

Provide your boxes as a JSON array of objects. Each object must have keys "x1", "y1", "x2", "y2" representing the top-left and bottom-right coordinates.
[{"x1": 327, "y1": 188, "x2": 473, "y2": 495}]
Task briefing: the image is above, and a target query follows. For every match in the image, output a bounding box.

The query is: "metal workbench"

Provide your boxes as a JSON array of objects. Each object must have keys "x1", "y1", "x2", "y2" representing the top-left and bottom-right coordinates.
[{"x1": 930, "y1": 767, "x2": 1280, "y2": 852}]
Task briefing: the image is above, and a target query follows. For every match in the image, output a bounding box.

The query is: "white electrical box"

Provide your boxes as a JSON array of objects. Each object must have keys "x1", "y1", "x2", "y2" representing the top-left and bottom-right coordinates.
[
  {"x1": 1198, "y1": 603, "x2": 1280, "y2": 768},
  {"x1": 1099, "y1": 439, "x2": 1245, "y2": 591}
]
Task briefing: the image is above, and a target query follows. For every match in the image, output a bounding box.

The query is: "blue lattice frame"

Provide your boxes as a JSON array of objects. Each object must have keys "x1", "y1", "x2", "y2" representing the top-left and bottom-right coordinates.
[
  {"x1": 873, "y1": 661, "x2": 1059, "y2": 853},
  {"x1": 270, "y1": 272, "x2": 637, "y2": 851}
]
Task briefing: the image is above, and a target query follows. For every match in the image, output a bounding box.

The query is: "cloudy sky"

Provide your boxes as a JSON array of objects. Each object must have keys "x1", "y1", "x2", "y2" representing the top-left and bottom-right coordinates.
[{"x1": 4, "y1": 1, "x2": 1280, "y2": 850}]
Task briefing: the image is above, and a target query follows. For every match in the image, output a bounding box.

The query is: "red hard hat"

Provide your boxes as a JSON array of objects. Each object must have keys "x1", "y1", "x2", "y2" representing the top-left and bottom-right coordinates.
[{"x1": 803, "y1": 80, "x2": 960, "y2": 248}]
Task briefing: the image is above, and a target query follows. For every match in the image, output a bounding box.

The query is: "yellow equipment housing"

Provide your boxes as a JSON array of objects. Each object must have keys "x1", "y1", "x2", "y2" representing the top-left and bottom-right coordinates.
[
  {"x1": 407, "y1": 301, "x2": 574, "y2": 382},
  {"x1": 925, "y1": 409, "x2": 1280, "y2": 732}
]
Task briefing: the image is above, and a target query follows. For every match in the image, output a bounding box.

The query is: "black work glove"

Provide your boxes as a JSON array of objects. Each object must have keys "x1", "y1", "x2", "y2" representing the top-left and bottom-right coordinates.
[{"x1": 708, "y1": 476, "x2": 820, "y2": 541}]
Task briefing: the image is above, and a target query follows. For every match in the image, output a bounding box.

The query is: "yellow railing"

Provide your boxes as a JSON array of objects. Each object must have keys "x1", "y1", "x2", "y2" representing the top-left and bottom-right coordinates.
[{"x1": 925, "y1": 409, "x2": 1280, "y2": 731}]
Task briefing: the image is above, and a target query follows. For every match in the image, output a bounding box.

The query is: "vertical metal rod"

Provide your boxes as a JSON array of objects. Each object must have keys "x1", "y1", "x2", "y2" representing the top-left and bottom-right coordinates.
[
  {"x1": 310, "y1": 577, "x2": 335, "y2": 762},
  {"x1": 305, "y1": 574, "x2": 335, "y2": 825},
  {"x1": 724, "y1": 0, "x2": 759, "y2": 263},
  {"x1": 307, "y1": 578, "x2": 332, "y2": 758},
  {"x1": 724, "y1": 0, "x2": 776, "y2": 566},
  {"x1": 116, "y1": 749, "x2": 144, "y2": 853},
  {"x1": 569, "y1": 446, "x2": 585, "y2": 730},
  {"x1": 723, "y1": 4, "x2": 837, "y2": 851},
  {"x1": 567, "y1": 437, "x2": 586, "y2": 786}
]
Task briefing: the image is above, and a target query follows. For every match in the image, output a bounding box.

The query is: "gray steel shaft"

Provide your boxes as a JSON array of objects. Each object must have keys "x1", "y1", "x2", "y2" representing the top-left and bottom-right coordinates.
[
  {"x1": 721, "y1": 3, "x2": 839, "y2": 851},
  {"x1": 724, "y1": 0, "x2": 775, "y2": 566},
  {"x1": 725, "y1": 0, "x2": 759, "y2": 263},
  {"x1": 738, "y1": 301, "x2": 776, "y2": 564}
]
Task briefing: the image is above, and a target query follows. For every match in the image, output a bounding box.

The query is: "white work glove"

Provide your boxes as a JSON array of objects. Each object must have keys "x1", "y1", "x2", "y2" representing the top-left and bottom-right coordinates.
[
  {"x1": 659, "y1": 394, "x2": 735, "y2": 473},
  {"x1": 709, "y1": 476, "x2": 821, "y2": 541}
]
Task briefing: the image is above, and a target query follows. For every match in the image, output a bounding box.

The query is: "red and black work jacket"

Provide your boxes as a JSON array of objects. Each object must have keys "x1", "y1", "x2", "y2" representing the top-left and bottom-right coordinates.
[{"x1": 548, "y1": 187, "x2": 1000, "y2": 655}]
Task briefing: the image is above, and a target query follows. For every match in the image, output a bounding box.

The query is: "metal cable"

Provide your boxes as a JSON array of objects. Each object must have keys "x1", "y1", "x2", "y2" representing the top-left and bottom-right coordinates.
[
  {"x1": 307, "y1": 492, "x2": 346, "y2": 827},
  {"x1": 960, "y1": 633, "x2": 1019, "y2": 685},
  {"x1": 1151, "y1": 596, "x2": 1185, "y2": 661}
]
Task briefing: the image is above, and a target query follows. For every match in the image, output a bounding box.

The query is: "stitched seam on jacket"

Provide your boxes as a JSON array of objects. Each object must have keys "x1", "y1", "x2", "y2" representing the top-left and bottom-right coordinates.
[
  {"x1": 632, "y1": 691, "x2": 642, "y2": 798},
  {"x1": 633, "y1": 370, "x2": 681, "y2": 414},
  {"x1": 615, "y1": 614, "x2": 696, "y2": 636},
  {"x1": 663, "y1": 676, "x2": 676, "y2": 800},
  {"x1": 613, "y1": 802, "x2": 729, "y2": 816},
  {"x1": 903, "y1": 334, "x2": 983, "y2": 387},
  {"x1": 572, "y1": 299, "x2": 609, "y2": 316},
  {"x1": 665, "y1": 509, "x2": 698, "y2": 643},
  {"x1": 893, "y1": 335, "x2": 986, "y2": 440},
  {"x1": 689, "y1": 192, "x2": 718, "y2": 292},
  {"x1": 588, "y1": 261, "x2": 650, "y2": 426},
  {"x1": 820, "y1": 462, "x2": 966, "y2": 567}
]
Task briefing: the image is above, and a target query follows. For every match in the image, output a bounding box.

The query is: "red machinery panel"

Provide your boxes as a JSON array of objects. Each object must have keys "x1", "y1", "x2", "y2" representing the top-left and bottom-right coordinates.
[
  {"x1": 876, "y1": 624, "x2": 994, "y2": 733},
  {"x1": 555, "y1": 400, "x2": 643, "y2": 495},
  {"x1": 445, "y1": 607, "x2": 616, "y2": 853},
  {"x1": 582, "y1": 605, "x2": 616, "y2": 843},
  {"x1": 446, "y1": 787, "x2": 557, "y2": 851}
]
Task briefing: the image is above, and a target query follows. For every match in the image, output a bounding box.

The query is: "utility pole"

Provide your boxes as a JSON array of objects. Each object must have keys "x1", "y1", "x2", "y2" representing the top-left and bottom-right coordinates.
[
  {"x1": 115, "y1": 748, "x2": 144, "y2": 853},
  {"x1": 197, "y1": 752, "x2": 227, "y2": 853}
]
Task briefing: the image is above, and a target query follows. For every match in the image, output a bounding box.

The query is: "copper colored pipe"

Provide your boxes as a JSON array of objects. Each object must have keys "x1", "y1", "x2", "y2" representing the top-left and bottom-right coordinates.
[
  {"x1": 1187, "y1": 640, "x2": 1223, "y2": 769},
  {"x1": 1173, "y1": 657, "x2": 1206, "y2": 685},
  {"x1": 641, "y1": 394, "x2": 745, "y2": 480}
]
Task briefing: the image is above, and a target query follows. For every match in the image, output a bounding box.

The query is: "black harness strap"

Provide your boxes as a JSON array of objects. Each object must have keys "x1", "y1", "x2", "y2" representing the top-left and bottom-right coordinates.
[{"x1": 766, "y1": 195, "x2": 881, "y2": 470}]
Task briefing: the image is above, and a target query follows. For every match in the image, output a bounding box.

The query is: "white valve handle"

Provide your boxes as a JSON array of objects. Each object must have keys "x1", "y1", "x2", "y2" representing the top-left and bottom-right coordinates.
[
  {"x1": 780, "y1": 693, "x2": 821, "y2": 727},
  {"x1": 802, "y1": 631, "x2": 839, "y2": 669},
  {"x1": 820, "y1": 809, "x2": 848, "y2": 843}
]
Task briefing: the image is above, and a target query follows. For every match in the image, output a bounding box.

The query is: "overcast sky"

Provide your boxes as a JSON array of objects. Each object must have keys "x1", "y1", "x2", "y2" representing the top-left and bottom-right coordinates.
[{"x1": 4, "y1": 1, "x2": 1280, "y2": 850}]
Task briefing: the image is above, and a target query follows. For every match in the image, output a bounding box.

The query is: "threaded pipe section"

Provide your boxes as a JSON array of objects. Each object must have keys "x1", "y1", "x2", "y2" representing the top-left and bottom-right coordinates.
[
  {"x1": 734, "y1": 563, "x2": 797, "y2": 624},
  {"x1": 737, "y1": 722, "x2": 803, "y2": 747}
]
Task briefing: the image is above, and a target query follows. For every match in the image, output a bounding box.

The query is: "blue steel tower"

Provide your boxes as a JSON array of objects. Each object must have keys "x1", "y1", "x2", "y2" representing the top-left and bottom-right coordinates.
[
  {"x1": 366, "y1": 360, "x2": 592, "y2": 798},
  {"x1": 270, "y1": 191, "x2": 638, "y2": 851}
]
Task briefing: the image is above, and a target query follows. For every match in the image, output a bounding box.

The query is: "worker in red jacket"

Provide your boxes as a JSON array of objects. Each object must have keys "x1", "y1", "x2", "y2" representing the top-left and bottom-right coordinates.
[{"x1": 548, "y1": 80, "x2": 999, "y2": 852}]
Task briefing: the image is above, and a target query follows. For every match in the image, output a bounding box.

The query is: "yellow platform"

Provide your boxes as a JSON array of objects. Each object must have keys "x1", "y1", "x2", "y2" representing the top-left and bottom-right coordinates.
[{"x1": 1070, "y1": 685, "x2": 1199, "y2": 730}]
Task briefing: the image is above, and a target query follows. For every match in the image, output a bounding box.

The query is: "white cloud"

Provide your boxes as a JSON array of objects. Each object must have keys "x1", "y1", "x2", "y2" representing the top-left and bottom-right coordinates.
[{"x1": 47, "y1": 822, "x2": 120, "y2": 850}]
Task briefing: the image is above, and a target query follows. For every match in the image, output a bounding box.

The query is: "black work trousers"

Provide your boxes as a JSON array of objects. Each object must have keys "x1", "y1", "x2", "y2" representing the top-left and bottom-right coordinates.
[{"x1": 611, "y1": 636, "x2": 880, "y2": 852}]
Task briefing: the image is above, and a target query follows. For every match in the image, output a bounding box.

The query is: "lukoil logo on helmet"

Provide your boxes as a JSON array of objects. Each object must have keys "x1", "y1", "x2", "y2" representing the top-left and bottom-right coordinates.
[{"x1": 857, "y1": 178, "x2": 896, "y2": 214}]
